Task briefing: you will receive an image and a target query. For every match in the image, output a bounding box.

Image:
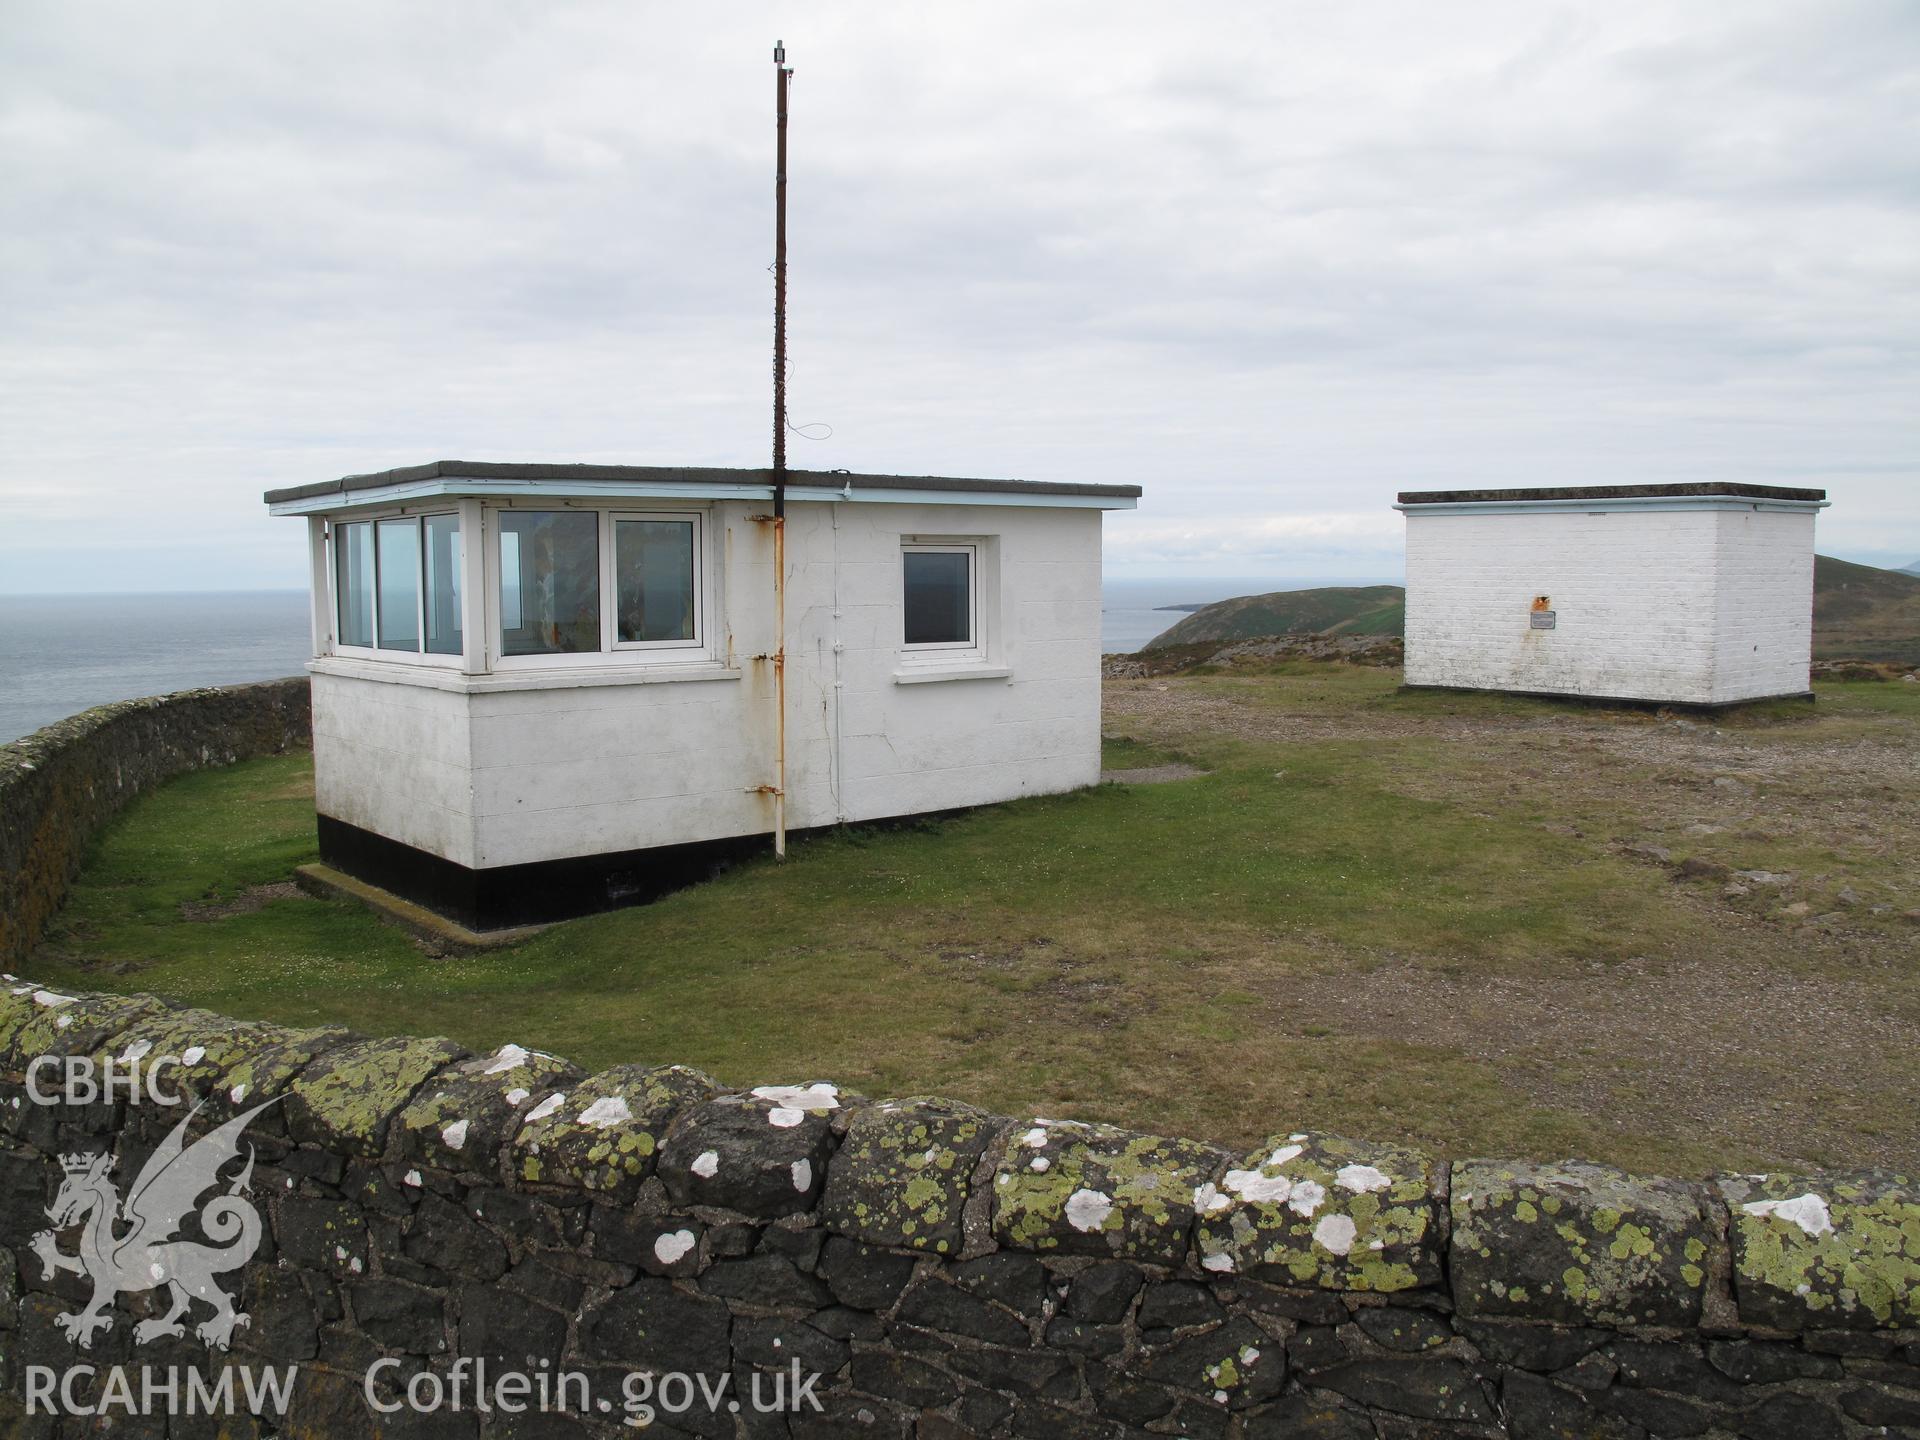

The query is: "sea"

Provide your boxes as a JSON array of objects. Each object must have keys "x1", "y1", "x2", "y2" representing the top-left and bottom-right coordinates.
[{"x1": 0, "y1": 577, "x2": 1398, "y2": 745}]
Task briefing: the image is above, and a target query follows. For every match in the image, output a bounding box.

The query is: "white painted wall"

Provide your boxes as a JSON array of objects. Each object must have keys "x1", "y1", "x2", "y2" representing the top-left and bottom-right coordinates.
[
  {"x1": 309, "y1": 671, "x2": 477, "y2": 866},
  {"x1": 1709, "y1": 508, "x2": 1816, "y2": 704},
  {"x1": 310, "y1": 497, "x2": 1105, "y2": 869},
  {"x1": 1403, "y1": 503, "x2": 1816, "y2": 705}
]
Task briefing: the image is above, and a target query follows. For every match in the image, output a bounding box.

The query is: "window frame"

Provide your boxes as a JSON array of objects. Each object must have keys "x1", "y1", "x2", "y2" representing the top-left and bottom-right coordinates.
[
  {"x1": 900, "y1": 541, "x2": 982, "y2": 656},
  {"x1": 485, "y1": 502, "x2": 713, "y2": 672},
  {"x1": 327, "y1": 506, "x2": 465, "y2": 670},
  {"x1": 608, "y1": 510, "x2": 706, "y2": 654}
]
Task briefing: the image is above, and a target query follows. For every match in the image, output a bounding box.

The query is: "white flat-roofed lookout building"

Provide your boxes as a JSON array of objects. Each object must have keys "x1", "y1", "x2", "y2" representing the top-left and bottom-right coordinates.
[
  {"x1": 265, "y1": 461, "x2": 1140, "y2": 928},
  {"x1": 1396, "y1": 483, "x2": 1829, "y2": 708}
]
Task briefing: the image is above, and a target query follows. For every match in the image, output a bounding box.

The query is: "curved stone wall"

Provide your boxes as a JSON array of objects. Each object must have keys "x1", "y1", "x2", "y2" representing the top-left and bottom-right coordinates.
[
  {"x1": 2, "y1": 981, "x2": 1916, "y2": 1437},
  {"x1": 0, "y1": 678, "x2": 311, "y2": 969}
]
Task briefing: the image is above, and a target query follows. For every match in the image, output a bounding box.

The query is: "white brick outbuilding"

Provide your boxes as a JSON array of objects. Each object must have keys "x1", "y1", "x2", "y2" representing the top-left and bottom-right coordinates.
[
  {"x1": 1396, "y1": 483, "x2": 1828, "y2": 707},
  {"x1": 266, "y1": 462, "x2": 1138, "y2": 927}
]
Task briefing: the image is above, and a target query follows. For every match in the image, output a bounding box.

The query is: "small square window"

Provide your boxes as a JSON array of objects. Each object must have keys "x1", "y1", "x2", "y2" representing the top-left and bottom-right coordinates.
[{"x1": 903, "y1": 545, "x2": 975, "y2": 648}]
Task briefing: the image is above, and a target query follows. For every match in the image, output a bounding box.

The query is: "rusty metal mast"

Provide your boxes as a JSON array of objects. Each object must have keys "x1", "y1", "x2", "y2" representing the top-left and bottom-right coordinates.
[{"x1": 770, "y1": 40, "x2": 791, "y2": 859}]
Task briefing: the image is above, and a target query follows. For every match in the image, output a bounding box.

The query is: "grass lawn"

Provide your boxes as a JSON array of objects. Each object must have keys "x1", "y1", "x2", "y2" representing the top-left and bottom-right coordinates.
[{"x1": 26, "y1": 664, "x2": 1920, "y2": 1178}]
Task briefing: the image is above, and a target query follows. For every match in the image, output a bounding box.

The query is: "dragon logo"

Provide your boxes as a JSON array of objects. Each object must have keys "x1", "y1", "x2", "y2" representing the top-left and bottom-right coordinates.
[{"x1": 31, "y1": 1100, "x2": 274, "y2": 1352}]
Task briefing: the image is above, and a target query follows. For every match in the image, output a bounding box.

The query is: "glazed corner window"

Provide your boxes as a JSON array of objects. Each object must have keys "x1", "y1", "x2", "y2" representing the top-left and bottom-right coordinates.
[
  {"x1": 615, "y1": 516, "x2": 699, "y2": 646},
  {"x1": 903, "y1": 545, "x2": 974, "y2": 647},
  {"x1": 499, "y1": 511, "x2": 601, "y2": 656},
  {"x1": 334, "y1": 514, "x2": 460, "y2": 657}
]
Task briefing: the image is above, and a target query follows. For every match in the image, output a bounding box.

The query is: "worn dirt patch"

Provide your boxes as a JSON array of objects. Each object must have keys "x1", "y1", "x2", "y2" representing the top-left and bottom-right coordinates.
[
  {"x1": 180, "y1": 881, "x2": 304, "y2": 921},
  {"x1": 1101, "y1": 763, "x2": 1209, "y2": 785}
]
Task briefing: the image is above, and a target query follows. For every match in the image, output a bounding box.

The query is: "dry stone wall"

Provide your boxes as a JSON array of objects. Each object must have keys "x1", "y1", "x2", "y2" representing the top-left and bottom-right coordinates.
[
  {"x1": 2, "y1": 981, "x2": 1917, "y2": 1438},
  {"x1": 0, "y1": 679, "x2": 312, "y2": 969}
]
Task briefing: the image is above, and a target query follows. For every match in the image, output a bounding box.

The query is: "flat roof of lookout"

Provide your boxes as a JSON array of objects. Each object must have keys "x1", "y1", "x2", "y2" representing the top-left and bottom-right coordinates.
[
  {"x1": 1396, "y1": 482, "x2": 1828, "y2": 512},
  {"x1": 265, "y1": 461, "x2": 1143, "y2": 515}
]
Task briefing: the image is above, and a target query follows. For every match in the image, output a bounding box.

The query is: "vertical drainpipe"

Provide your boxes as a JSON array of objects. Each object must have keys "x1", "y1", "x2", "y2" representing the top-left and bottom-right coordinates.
[{"x1": 771, "y1": 41, "x2": 792, "y2": 860}]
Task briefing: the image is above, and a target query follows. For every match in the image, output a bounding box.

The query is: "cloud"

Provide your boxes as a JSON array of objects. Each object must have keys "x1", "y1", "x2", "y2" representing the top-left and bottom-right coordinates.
[{"x1": 0, "y1": 0, "x2": 1915, "y2": 592}]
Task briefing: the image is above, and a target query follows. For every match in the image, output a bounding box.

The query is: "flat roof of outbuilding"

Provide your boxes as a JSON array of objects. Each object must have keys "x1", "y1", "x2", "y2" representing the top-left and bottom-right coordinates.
[
  {"x1": 1397, "y1": 482, "x2": 1827, "y2": 505},
  {"x1": 264, "y1": 460, "x2": 1142, "y2": 509}
]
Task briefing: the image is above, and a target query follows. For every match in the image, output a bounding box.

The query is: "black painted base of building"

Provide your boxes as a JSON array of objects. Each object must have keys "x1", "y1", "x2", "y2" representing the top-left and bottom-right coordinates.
[
  {"x1": 316, "y1": 816, "x2": 775, "y2": 931},
  {"x1": 316, "y1": 807, "x2": 972, "y2": 932}
]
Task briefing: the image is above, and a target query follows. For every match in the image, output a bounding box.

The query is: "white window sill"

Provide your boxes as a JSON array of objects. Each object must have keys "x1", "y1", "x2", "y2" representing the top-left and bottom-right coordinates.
[
  {"x1": 309, "y1": 654, "x2": 740, "y2": 693},
  {"x1": 892, "y1": 663, "x2": 1012, "y2": 685}
]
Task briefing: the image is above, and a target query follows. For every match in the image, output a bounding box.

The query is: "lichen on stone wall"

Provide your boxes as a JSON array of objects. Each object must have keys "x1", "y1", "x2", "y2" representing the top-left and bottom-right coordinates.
[
  {"x1": 6, "y1": 978, "x2": 1920, "y2": 1440},
  {"x1": 1720, "y1": 1170, "x2": 1920, "y2": 1329},
  {"x1": 820, "y1": 1097, "x2": 997, "y2": 1254},
  {"x1": 396, "y1": 1041, "x2": 581, "y2": 1174},
  {"x1": 1192, "y1": 1132, "x2": 1441, "y2": 1292},
  {"x1": 1451, "y1": 1158, "x2": 1721, "y2": 1329},
  {"x1": 511, "y1": 1061, "x2": 716, "y2": 1203},
  {"x1": 285, "y1": 1034, "x2": 468, "y2": 1158},
  {"x1": 658, "y1": 1086, "x2": 842, "y2": 1218},
  {"x1": 990, "y1": 1116, "x2": 1226, "y2": 1265}
]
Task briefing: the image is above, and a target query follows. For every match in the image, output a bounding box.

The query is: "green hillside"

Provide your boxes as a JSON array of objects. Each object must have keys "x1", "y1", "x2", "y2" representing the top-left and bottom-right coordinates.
[
  {"x1": 1143, "y1": 585, "x2": 1406, "y2": 649},
  {"x1": 1138, "y1": 558, "x2": 1920, "y2": 666},
  {"x1": 1814, "y1": 555, "x2": 1920, "y2": 666}
]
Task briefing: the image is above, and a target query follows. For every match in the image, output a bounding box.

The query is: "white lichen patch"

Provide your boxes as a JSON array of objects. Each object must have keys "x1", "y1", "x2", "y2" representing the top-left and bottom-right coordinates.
[
  {"x1": 1192, "y1": 1182, "x2": 1232, "y2": 1215},
  {"x1": 1267, "y1": 1143, "x2": 1304, "y2": 1168},
  {"x1": 524, "y1": 1092, "x2": 565, "y2": 1123},
  {"x1": 1336, "y1": 1163, "x2": 1392, "y2": 1194},
  {"x1": 118, "y1": 1038, "x2": 153, "y2": 1064},
  {"x1": 1287, "y1": 1179, "x2": 1327, "y2": 1218},
  {"x1": 654, "y1": 1230, "x2": 696, "y2": 1265},
  {"x1": 1742, "y1": 1192, "x2": 1833, "y2": 1237},
  {"x1": 504, "y1": 1088, "x2": 529, "y2": 1106},
  {"x1": 692, "y1": 1149, "x2": 720, "y2": 1179},
  {"x1": 1022, "y1": 1127, "x2": 1050, "y2": 1148},
  {"x1": 1313, "y1": 1213, "x2": 1358, "y2": 1256},
  {"x1": 56, "y1": 1015, "x2": 72, "y2": 1028},
  {"x1": 577, "y1": 1096, "x2": 633, "y2": 1130},
  {"x1": 482, "y1": 1043, "x2": 531, "y2": 1075},
  {"x1": 230, "y1": 1082, "x2": 249, "y2": 1103},
  {"x1": 32, "y1": 990, "x2": 74, "y2": 1008},
  {"x1": 791, "y1": 1158, "x2": 812, "y2": 1192},
  {"x1": 441, "y1": 1119, "x2": 469, "y2": 1151},
  {"x1": 751, "y1": 1083, "x2": 839, "y2": 1113},
  {"x1": 768, "y1": 1107, "x2": 806, "y2": 1128},
  {"x1": 404, "y1": 1170, "x2": 422, "y2": 1188},
  {"x1": 1202, "y1": 1251, "x2": 1236, "y2": 1273},
  {"x1": 1065, "y1": 1188, "x2": 1115, "y2": 1233},
  {"x1": 1030, "y1": 1157, "x2": 1051, "y2": 1173},
  {"x1": 181, "y1": 1045, "x2": 206, "y2": 1066},
  {"x1": 1224, "y1": 1168, "x2": 1293, "y2": 1205}
]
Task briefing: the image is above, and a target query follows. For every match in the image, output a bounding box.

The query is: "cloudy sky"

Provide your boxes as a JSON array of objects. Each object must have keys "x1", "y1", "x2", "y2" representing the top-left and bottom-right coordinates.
[{"x1": 2, "y1": 0, "x2": 1916, "y2": 592}]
